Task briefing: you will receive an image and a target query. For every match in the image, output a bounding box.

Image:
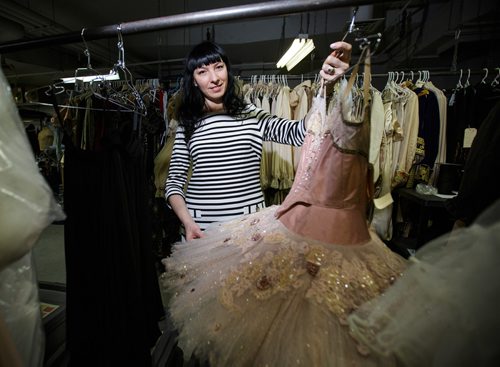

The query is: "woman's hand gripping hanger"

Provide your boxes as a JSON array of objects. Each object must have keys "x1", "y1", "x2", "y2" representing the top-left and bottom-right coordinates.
[
  {"x1": 320, "y1": 6, "x2": 360, "y2": 87},
  {"x1": 320, "y1": 26, "x2": 380, "y2": 126}
]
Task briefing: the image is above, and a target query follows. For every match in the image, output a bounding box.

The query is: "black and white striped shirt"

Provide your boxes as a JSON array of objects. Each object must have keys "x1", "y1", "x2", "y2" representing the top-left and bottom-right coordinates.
[{"x1": 165, "y1": 104, "x2": 306, "y2": 230}]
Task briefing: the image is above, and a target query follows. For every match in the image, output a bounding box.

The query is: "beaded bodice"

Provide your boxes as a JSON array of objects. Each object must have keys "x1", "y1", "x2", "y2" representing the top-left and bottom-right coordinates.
[{"x1": 275, "y1": 67, "x2": 373, "y2": 245}]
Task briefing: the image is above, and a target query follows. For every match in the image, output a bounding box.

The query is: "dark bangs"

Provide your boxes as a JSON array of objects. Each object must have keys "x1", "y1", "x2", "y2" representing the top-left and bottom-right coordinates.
[{"x1": 185, "y1": 41, "x2": 230, "y2": 73}]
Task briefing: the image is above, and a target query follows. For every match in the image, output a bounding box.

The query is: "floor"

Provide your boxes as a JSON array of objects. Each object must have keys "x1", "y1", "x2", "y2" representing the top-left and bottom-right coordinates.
[
  {"x1": 30, "y1": 224, "x2": 68, "y2": 367},
  {"x1": 33, "y1": 224, "x2": 66, "y2": 285}
]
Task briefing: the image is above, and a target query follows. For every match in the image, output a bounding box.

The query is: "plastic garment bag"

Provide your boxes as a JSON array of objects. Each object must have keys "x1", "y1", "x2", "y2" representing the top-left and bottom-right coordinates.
[
  {"x1": 0, "y1": 68, "x2": 66, "y2": 366},
  {"x1": 0, "y1": 70, "x2": 65, "y2": 269},
  {"x1": 0, "y1": 253, "x2": 45, "y2": 367}
]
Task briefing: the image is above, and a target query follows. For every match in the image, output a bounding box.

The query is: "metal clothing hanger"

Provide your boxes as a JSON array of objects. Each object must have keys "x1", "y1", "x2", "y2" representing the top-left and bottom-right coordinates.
[
  {"x1": 108, "y1": 24, "x2": 147, "y2": 114},
  {"x1": 491, "y1": 68, "x2": 500, "y2": 87},
  {"x1": 80, "y1": 24, "x2": 147, "y2": 115},
  {"x1": 480, "y1": 68, "x2": 489, "y2": 84}
]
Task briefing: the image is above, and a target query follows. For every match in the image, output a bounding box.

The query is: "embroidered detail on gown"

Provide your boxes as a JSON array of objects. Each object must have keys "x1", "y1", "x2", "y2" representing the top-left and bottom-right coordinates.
[{"x1": 162, "y1": 49, "x2": 407, "y2": 367}]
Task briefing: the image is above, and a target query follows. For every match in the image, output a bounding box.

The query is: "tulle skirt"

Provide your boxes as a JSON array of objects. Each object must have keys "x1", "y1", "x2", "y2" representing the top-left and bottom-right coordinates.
[
  {"x1": 162, "y1": 206, "x2": 407, "y2": 367},
  {"x1": 348, "y1": 200, "x2": 500, "y2": 367}
]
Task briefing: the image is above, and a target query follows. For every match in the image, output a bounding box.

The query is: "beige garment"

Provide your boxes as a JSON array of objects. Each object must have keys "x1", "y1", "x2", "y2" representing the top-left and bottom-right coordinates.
[
  {"x1": 167, "y1": 91, "x2": 181, "y2": 121},
  {"x1": 370, "y1": 99, "x2": 397, "y2": 241},
  {"x1": 369, "y1": 88, "x2": 385, "y2": 183},
  {"x1": 292, "y1": 80, "x2": 312, "y2": 170},
  {"x1": 271, "y1": 85, "x2": 295, "y2": 190},
  {"x1": 154, "y1": 118, "x2": 191, "y2": 198},
  {"x1": 38, "y1": 126, "x2": 54, "y2": 150},
  {"x1": 292, "y1": 80, "x2": 311, "y2": 120},
  {"x1": 396, "y1": 88, "x2": 419, "y2": 174},
  {"x1": 154, "y1": 134, "x2": 175, "y2": 198},
  {"x1": 260, "y1": 91, "x2": 273, "y2": 190},
  {"x1": 425, "y1": 82, "x2": 448, "y2": 164},
  {"x1": 385, "y1": 89, "x2": 405, "y2": 181},
  {"x1": 383, "y1": 83, "x2": 419, "y2": 188}
]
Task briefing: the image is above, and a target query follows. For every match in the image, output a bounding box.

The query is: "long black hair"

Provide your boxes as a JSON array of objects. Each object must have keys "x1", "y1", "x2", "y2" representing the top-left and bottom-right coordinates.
[{"x1": 178, "y1": 41, "x2": 246, "y2": 142}]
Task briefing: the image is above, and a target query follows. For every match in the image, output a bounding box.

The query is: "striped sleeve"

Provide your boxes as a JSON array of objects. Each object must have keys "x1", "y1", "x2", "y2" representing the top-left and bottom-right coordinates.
[
  {"x1": 252, "y1": 106, "x2": 306, "y2": 146},
  {"x1": 165, "y1": 127, "x2": 190, "y2": 201}
]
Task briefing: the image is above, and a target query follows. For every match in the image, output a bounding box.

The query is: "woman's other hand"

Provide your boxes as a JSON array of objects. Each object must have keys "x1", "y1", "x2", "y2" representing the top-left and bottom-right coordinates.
[
  {"x1": 320, "y1": 41, "x2": 352, "y2": 82},
  {"x1": 184, "y1": 221, "x2": 205, "y2": 240}
]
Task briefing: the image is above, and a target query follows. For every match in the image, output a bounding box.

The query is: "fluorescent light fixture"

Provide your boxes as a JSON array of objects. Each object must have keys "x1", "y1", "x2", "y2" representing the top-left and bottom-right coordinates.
[
  {"x1": 276, "y1": 35, "x2": 315, "y2": 71},
  {"x1": 61, "y1": 70, "x2": 120, "y2": 84},
  {"x1": 277, "y1": 38, "x2": 305, "y2": 68},
  {"x1": 285, "y1": 39, "x2": 315, "y2": 71}
]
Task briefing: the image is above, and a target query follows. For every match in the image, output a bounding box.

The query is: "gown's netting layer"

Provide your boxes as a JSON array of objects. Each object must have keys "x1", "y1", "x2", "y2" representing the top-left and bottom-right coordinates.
[
  {"x1": 348, "y1": 199, "x2": 500, "y2": 367},
  {"x1": 162, "y1": 206, "x2": 406, "y2": 366}
]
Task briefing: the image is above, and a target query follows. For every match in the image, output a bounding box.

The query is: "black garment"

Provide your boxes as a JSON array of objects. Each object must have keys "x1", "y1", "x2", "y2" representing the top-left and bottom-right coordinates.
[
  {"x1": 152, "y1": 311, "x2": 209, "y2": 367},
  {"x1": 446, "y1": 86, "x2": 476, "y2": 163},
  {"x1": 25, "y1": 123, "x2": 40, "y2": 155},
  {"x1": 446, "y1": 100, "x2": 500, "y2": 225},
  {"x1": 64, "y1": 104, "x2": 163, "y2": 367},
  {"x1": 152, "y1": 198, "x2": 181, "y2": 260},
  {"x1": 471, "y1": 82, "x2": 500, "y2": 132},
  {"x1": 445, "y1": 84, "x2": 500, "y2": 164},
  {"x1": 139, "y1": 105, "x2": 181, "y2": 265}
]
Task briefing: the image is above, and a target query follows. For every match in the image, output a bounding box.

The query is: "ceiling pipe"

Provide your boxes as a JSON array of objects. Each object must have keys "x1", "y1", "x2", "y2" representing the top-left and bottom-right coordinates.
[{"x1": 0, "y1": 0, "x2": 382, "y2": 53}]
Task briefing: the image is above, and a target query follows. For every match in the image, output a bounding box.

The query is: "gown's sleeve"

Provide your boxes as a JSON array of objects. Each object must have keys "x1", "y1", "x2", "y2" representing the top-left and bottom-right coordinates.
[{"x1": 165, "y1": 127, "x2": 190, "y2": 201}]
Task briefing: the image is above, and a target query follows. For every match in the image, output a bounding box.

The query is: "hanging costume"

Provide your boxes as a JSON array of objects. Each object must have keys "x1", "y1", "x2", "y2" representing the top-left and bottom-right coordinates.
[
  {"x1": 162, "y1": 48, "x2": 407, "y2": 366},
  {"x1": 348, "y1": 196, "x2": 500, "y2": 367},
  {"x1": 63, "y1": 96, "x2": 164, "y2": 367}
]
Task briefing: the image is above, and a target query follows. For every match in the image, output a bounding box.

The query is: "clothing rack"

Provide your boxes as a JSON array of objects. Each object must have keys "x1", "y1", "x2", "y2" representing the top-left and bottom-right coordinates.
[
  {"x1": 0, "y1": 0, "x2": 378, "y2": 53},
  {"x1": 240, "y1": 69, "x2": 496, "y2": 83},
  {"x1": 370, "y1": 69, "x2": 493, "y2": 78}
]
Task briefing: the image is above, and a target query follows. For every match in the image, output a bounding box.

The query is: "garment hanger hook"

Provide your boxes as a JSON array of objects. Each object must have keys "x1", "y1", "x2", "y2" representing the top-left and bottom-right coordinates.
[
  {"x1": 457, "y1": 69, "x2": 463, "y2": 89},
  {"x1": 491, "y1": 67, "x2": 500, "y2": 87},
  {"x1": 81, "y1": 28, "x2": 92, "y2": 69},
  {"x1": 464, "y1": 68, "x2": 471, "y2": 87},
  {"x1": 481, "y1": 68, "x2": 489, "y2": 84},
  {"x1": 117, "y1": 24, "x2": 125, "y2": 68}
]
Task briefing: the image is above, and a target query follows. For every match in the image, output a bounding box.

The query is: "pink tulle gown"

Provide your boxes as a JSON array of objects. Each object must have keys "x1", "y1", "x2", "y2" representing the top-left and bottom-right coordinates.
[{"x1": 162, "y1": 57, "x2": 407, "y2": 367}]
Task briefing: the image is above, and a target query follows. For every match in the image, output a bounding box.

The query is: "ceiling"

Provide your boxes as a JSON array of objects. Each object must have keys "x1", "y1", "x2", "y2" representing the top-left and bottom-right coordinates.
[{"x1": 1, "y1": 0, "x2": 499, "y2": 92}]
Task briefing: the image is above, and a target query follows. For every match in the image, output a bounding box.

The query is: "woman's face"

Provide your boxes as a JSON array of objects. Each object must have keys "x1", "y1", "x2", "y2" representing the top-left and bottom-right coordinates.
[{"x1": 193, "y1": 61, "x2": 228, "y2": 108}]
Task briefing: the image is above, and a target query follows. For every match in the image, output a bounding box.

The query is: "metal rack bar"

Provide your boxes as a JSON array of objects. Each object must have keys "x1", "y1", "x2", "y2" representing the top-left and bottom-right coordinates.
[{"x1": 0, "y1": 0, "x2": 379, "y2": 53}]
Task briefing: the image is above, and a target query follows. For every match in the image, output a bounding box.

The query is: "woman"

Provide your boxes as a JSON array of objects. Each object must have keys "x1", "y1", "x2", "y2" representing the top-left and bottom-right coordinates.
[{"x1": 165, "y1": 40, "x2": 351, "y2": 239}]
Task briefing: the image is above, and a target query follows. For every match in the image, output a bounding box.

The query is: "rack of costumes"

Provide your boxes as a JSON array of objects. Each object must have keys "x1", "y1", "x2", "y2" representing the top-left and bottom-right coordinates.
[
  {"x1": 240, "y1": 74, "x2": 319, "y2": 204},
  {"x1": 366, "y1": 68, "x2": 500, "y2": 243},
  {"x1": 41, "y1": 30, "x2": 167, "y2": 367},
  {"x1": 238, "y1": 67, "x2": 499, "y2": 243}
]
